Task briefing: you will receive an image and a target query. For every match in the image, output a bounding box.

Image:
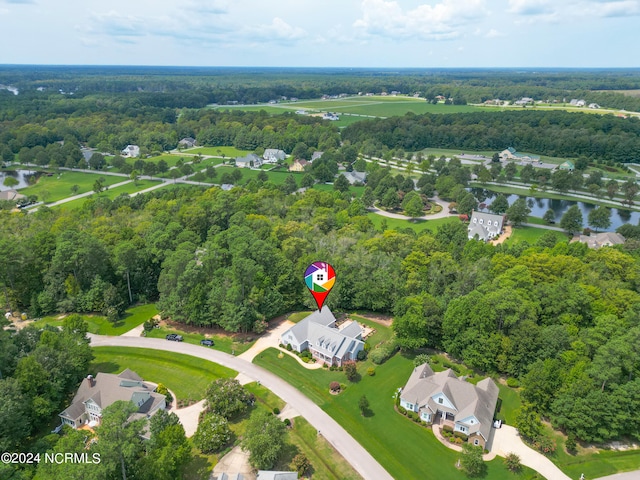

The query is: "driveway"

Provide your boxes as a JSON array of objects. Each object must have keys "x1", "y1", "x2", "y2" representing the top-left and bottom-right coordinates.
[
  {"x1": 88, "y1": 333, "x2": 393, "y2": 480},
  {"x1": 238, "y1": 319, "x2": 295, "y2": 362},
  {"x1": 595, "y1": 472, "x2": 640, "y2": 480},
  {"x1": 173, "y1": 399, "x2": 205, "y2": 437},
  {"x1": 211, "y1": 445, "x2": 255, "y2": 480},
  {"x1": 492, "y1": 425, "x2": 571, "y2": 480}
]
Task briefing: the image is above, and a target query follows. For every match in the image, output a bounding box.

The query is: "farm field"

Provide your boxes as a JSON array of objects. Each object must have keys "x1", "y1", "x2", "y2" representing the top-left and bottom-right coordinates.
[{"x1": 18, "y1": 171, "x2": 124, "y2": 203}]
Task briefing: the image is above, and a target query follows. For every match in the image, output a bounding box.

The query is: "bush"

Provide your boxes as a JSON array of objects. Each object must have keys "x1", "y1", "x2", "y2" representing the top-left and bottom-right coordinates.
[
  {"x1": 367, "y1": 367, "x2": 375, "y2": 376},
  {"x1": 329, "y1": 381, "x2": 340, "y2": 392},
  {"x1": 453, "y1": 431, "x2": 469, "y2": 441},
  {"x1": 273, "y1": 407, "x2": 280, "y2": 415},
  {"x1": 356, "y1": 349, "x2": 367, "y2": 361},
  {"x1": 343, "y1": 361, "x2": 357, "y2": 381},
  {"x1": 143, "y1": 319, "x2": 157, "y2": 332},
  {"x1": 286, "y1": 343, "x2": 292, "y2": 351},
  {"x1": 534, "y1": 434, "x2": 556, "y2": 454},
  {"x1": 398, "y1": 406, "x2": 407, "y2": 415},
  {"x1": 300, "y1": 349, "x2": 311, "y2": 359},
  {"x1": 407, "y1": 411, "x2": 417, "y2": 421},
  {"x1": 413, "y1": 353, "x2": 429, "y2": 367},
  {"x1": 565, "y1": 434, "x2": 577, "y2": 455},
  {"x1": 290, "y1": 453, "x2": 311, "y2": 476},
  {"x1": 193, "y1": 412, "x2": 231, "y2": 454},
  {"x1": 364, "y1": 342, "x2": 371, "y2": 351},
  {"x1": 442, "y1": 424, "x2": 454, "y2": 434},
  {"x1": 504, "y1": 452, "x2": 522, "y2": 472},
  {"x1": 506, "y1": 377, "x2": 520, "y2": 388},
  {"x1": 283, "y1": 418, "x2": 291, "y2": 427},
  {"x1": 155, "y1": 383, "x2": 173, "y2": 404},
  {"x1": 339, "y1": 383, "x2": 347, "y2": 391}
]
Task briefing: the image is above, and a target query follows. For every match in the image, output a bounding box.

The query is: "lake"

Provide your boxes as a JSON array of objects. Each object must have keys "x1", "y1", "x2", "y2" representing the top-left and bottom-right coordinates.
[
  {"x1": 0, "y1": 169, "x2": 41, "y2": 190},
  {"x1": 470, "y1": 188, "x2": 640, "y2": 230}
]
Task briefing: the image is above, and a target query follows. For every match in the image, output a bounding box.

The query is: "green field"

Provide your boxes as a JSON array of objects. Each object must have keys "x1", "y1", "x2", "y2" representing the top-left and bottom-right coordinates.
[
  {"x1": 506, "y1": 226, "x2": 567, "y2": 245},
  {"x1": 495, "y1": 383, "x2": 522, "y2": 425},
  {"x1": 366, "y1": 212, "x2": 460, "y2": 233},
  {"x1": 18, "y1": 171, "x2": 124, "y2": 203},
  {"x1": 187, "y1": 146, "x2": 252, "y2": 157},
  {"x1": 254, "y1": 348, "x2": 540, "y2": 480},
  {"x1": 145, "y1": 325, "x2": 255, "y2": 355},
  {"x1": 57, "y1": 179, "x2": 162, "y2": 210},
  {"x1": 216, "y1": 166, "x2": 302, "y2": 185},
  {"x1": 31, "y1": 304, "x2": 158, "y2": 335},
  {"x1": 91, "y1": 346, "x2": 236, "y2": 401}
]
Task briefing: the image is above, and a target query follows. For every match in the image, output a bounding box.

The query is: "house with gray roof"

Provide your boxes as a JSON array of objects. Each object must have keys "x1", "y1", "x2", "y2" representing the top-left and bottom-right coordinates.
[
  {"x1": 468, "y1": 211, "x2": 504, "y2": 242},
  {"x1": 0, "y1": 189, "x2": 27, "y2": 202},
  {"x1": 178, "y1": 137, "x2": 197, "y2": 148},
  {"x1": 256, "y1": 471, "x2": 298, "y2": 480},
  {"x1": 341, "y1": 171, "x2": 367, "y2": 185},
  {"x1": 311, "y1": 151, "x2": 324, "y2": 162},
  {"x1": 280, "y1": 306, "x2": 364, "y2": 366},
  {"x1": 577, "y1": 232, "x2": 625, "y2": 249},
  {"x1": 121, "y1": 144, "x2": 140, "y2": 158},
  {"x1": 235, "y1": 153, "x2": 262, "y2": 169},
  {"x1": 263, "y1": 149, "x2": 286, "y2": 164},
  {"x1": 59, "y1": 369, "x2": 166, "y2": 430},
  {"x1": 400, "y1": 363, "x2": 498, "y2": 448}
]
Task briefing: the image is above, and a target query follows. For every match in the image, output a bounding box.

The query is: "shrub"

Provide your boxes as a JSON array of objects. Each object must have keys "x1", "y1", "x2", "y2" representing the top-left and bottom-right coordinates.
[
  {"x1": 534, "y1": 434, "x2": 556, "y2": 454},
  {"x1": 273, "y1": 407, "x2": 280, "y2": 415},
  {"x1": 565, "y1": 434, "x2": 577, "y2": 455},
  {"x1": 504, "y1": 452, "x2": 522, "y2": 472},
  {"x1": 367, "y1": 367, "x2": 375, "y2": 376},
  {"x1": 278, "y1": 343, "x2": 285, "y2": 349},
  {"x1": 283, "y1": 418, "x2": 291, "y2": 427},
  {"x1": 286, "y1": 343, "x2": 292, "y2": 351},
  {"x1": 407, "y1": 411, "x2": 417, "y2": 421},
  {"x1": 300, "y1": 349, "x2": 311, "y2": 359},
  {"x1": 329, "y1": 381, "x2": 340, "y2": 392},
  {"x1": 364, "y1": 342, "x2": 371, "y2": 351},
  {"x1": 143, "y1": 319, "x2": 157, "y2": 332},
  {"x1": 155, "y1": 383, "x2": 173, "y2": 404},
  {"x1": 413, "y1": 353, "x2": 429, "y2": 367},
  {"x1": 193, "y1": 412, "x2": 231, "y2": 454},
  {"x1": 398, "y1": 406, "x2": 407, "y2": 415},
  {"x1": 343, "y1": 361, "x2": 357, "y2": 381},
  {"x1": 506, "y1": 377, "x2": 520, "y2": 388},
  {"x1": 454, "y1": 437, "x2": 463, "y2": 444},
  {"x1": 453, "y1": 431, "x2": 469, "y2": 441},
  {"x1": 442, "y1": 424, "x2": 454, "y2": 434},
  {"x1": 339, "y1": 383, "x2": 347, "y2": 391},
  {"x1": 430, "y1": 356, "x2": 439, "y2": 364},
  {"x1": 356, "y1": 349, "x2": 367, "y2": 361},
  {"x1": 204, "y1": 378, "x2": 251, "y2": 419},
  {"x1": 290, "y1": 453, "x2": 311, "y2": 476}
]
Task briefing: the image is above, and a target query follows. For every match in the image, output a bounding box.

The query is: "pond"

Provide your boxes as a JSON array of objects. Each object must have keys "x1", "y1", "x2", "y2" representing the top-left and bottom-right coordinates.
[
  {"x1": 0, "y1": 169, "x2": 42, "y2": 190},
  {"x1": 470, "y1": 188, "x2": 640, "y2": 230}
]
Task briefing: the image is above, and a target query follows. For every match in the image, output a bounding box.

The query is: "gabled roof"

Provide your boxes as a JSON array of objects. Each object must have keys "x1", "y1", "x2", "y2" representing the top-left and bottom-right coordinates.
[
  {"x1": 342, "y1": 171, "x2": 367, "y2": 184},
  {"x1": 0, "y1": 189, "x2": 27, "y2": 201},
  {"x1": 401, "y1": 364, "x2": 499, "y2": 441},
  {"x1": 60, "y1": 371, "x2": 164, "y2": 421}
]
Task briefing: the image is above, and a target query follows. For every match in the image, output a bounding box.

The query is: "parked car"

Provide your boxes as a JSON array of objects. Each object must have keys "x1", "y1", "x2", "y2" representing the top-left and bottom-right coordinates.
[
  {"x1": 200, "y1": 339, "x2": 214, "y2": 347},
  {"x1": 166, "y1": 334, "x2": 183, "y2": 342}
]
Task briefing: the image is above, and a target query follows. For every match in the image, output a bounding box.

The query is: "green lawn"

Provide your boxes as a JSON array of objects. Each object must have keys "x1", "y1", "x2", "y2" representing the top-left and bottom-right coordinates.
[
  {"x1": 57, "y1": 180, "x2": 162, "y2": 210},
  {"x1": 287, "y1": 311, "x2": 313, "y2": 323},
  {"x1": 495, "y1": 383, "x2": 522, "y2": 426},
  {"x1": 367, "y1": 212, "x2": 460, "y2": 233},
  {"x1": 31, "y1": 304, "x2": 158, "y2": 335},
  {"x1": 187, "y1": 146, "x2": 252, "y2": 157},
  {"x1": 254, "y1": 348, "x2": 540, "y2": 480},
  {"x1": 145, "y1": 325, "x2": 255, "y2": 355},
  {"x1": 18, "y1": 171, "x2": 124, "y2": 203},
  {"x1": 506, "y1": 226, "x2": 567, "y2": 245},
  {"x1": 312, "y1": 183, "x2": 365, "y2": 197},
  {"x1": 91, "y1": 346, "x2": 236, "y2": 401}
]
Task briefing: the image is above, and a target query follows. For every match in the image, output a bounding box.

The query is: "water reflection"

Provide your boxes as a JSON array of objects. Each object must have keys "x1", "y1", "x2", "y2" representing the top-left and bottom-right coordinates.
[
  {"x1": 470, "y1": 188, "x2": 640, "y2": 230},
  {"x1": 0, "y1": 169, "x2": 41, "y2": 190}
]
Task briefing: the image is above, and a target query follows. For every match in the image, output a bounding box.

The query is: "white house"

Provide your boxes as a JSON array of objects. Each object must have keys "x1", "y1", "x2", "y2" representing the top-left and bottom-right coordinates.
[
  {"x1": 400, "y1": 363, "x2": 498, "y2": 449},
  {"x1": 322, "y1": 113, "x2": 340, "y2": 121},
  {"x1": 121, "y1": 145, "x2": 140, "y2": 158},
  {"x1": 280, "y1": 307, "x2": 364, "y2": 366},
  {"x1": 468, "y1": 211, "x2": 504, "y2": 242},
  {"x1": 235, "y1": 153, "x2": 262, "y2": 169},
  {"x1": 59, "y1": 369, "x2": 166, "y2": 429},
  {"x1": 263, "y1": 149, "x2": 286, "y2": 163}
]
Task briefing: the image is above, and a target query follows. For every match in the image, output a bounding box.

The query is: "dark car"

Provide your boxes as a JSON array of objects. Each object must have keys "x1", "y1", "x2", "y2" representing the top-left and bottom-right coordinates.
[
  {"x1": 200, "y1": 339, "x2": 214, "y2": 347},
  {"x1": 166, "y1": 334, "x2": 183, "y2": 342}
]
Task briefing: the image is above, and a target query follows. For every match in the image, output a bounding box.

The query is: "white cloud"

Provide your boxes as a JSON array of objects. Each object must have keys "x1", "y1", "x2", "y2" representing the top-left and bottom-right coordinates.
[
  {"x1": 252, "y1": 17, "x2": 307, "y2": 43},
  {"x1": 353, "y1": 0, "x2": 488, "y2": 41},
  {"x1": 3, "y1": 0, "x2": 36, "y2": 4},
  {"x1": 507, "y1": 0, "x2": 553, "y2": 15},
  {"x1": 485, "y1": 28, "x2": 505, "y2": 38},
  {"x1": 587, "y1": 0, "x2": 640, "y2": 17}
]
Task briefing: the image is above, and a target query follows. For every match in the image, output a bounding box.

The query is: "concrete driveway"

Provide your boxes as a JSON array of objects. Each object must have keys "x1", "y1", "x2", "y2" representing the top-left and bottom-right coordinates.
[
  {"x1": 238, "y1": 319, "x2": 295, "y2": 362},
  {"x1": 172, "y1": 399, "x2": 205, "y2": 437},
  {"x1": 211, "y1": 445, "x2": 255, "y2": 480},
  {"x1": 88, "y1": 333, "x2": 393, "y2": 480},
  {"x1": 492, "y1": 425, "x2": 571, "y2": 480}
]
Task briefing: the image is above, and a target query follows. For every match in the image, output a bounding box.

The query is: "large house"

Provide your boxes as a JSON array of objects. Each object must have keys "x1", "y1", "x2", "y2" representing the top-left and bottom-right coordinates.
[
  {"x1": 59, "y1": 369, "x2": 166, "y2": 429},
  {"x1": 121, "y1": 145, "x2": 140, "y2": 158},
  {"x1": 178, "y1": 137, "x2": 197, "y2": 148},
  {"x1": 499, "y1": 147, "x2": 540, "y2": 163},
  {"x1": 280, "y1": 307, "x2": 364, "y2": 366},
  {"x1": 577, "y1": 232, "x2": 625, "y2": 249},
  {"x1": 400, "y1": 363, "x2": 499, "y2": 448},
  {"x1": 235, "y1": 153, "x2": 262, "y2": 169},
  {"x1": 263, "y1": 149, "x2": 286, "y2": 164},
  {"x1": 341, "y1": 171, "x2": 367, "y2": 185},
  {"x1": 289, "y1": 159, "x2": 310, "y2": 172},
  {"x1": 468, "y1": 211, "x2": 504, "y2": 242}
]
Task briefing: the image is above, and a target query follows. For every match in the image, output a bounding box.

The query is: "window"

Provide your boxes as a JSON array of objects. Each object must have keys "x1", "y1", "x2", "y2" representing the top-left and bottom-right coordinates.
[
  {"x1": 474, "y1": 439, "x2": 480, "y2": 446},
  {"x1": 473, "y1": 218, "x2": 477, "y2": 223},
  {"x1": 438, "y1": 397, "x2": 443, "y2": 404},
  {"x1": 479, "y1": 219, "x2": 483, "y2": 224}
]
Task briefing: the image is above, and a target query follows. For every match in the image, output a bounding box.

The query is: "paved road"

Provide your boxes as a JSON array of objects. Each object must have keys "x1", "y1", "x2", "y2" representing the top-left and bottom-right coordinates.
[
  {"x1": 87, "y1": 333, "x2": 393, "y2": 480},
  {"x1": 595, "y1": 471, "x2": 640, "y2": 480}
]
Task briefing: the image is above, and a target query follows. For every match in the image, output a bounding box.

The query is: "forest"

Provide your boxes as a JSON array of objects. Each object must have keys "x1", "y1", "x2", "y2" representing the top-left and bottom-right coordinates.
[{"x1": 2, "y1": 181, "x2": 640, "y2": 447}]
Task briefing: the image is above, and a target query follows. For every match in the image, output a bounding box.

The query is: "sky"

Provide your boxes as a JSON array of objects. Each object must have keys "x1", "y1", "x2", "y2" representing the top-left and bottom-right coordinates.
[{"x1": 0, "y1": 0, "x2": 639, "y2": 68}]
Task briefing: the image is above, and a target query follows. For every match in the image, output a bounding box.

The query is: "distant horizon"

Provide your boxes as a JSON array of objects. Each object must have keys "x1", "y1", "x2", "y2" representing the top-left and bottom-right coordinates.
[{"x1": 1, "y1": 1, "x2": 639, "y2": 68}]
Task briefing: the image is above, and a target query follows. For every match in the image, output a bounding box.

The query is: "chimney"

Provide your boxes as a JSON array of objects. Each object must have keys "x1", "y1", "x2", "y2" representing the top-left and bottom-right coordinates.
[{"x1": 87, "y1": 374, "x2": 94, "y2": 387}]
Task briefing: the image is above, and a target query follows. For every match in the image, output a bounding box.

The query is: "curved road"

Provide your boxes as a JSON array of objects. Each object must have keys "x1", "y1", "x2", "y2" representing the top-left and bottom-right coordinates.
[{"x1": 88, "y1": 333, "x2": 393, "y2": 480}]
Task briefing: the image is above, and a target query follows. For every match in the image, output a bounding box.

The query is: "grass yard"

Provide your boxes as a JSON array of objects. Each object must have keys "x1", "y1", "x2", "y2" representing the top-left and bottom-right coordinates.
[
  {"x1": 18, "y1": 171, "x2": 124, "y2": 203},
  {"x1": 506, "y1": 226, "x2": 567, "y2": 245},
  {"x1": 495, "y1": 383, "x2": 522, "y2": 426},
  {"x1": 367, "y1": 212, "x2": 460, "y2": 233},
  {"x1": 57, "y1": 180, "x2": 162, "y2": 210},
  {"x1": 187, "y1": 146, "x2": 252, "y2": 157},
  {"x1": 30, "y1": 304, "x2": 158, "y2": 335},
  {"x1": 287, "y1": 311, "x2": 313, "y2": 323},
  {"x1": 254, "y1": 348, "x2": 540, "y2": 480},
  {"x1": 145, "y1": 325, "x2": 255, "y2": 355},
  {"x1": 91, "y1": 346, "x2": 236, "y2": 401},
  {"x1": 312, "y1": 183, "x2": 365, "y2": 197},
  {"x1": 216, "y1": 166, "x2": 302, "y2": 185}
]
